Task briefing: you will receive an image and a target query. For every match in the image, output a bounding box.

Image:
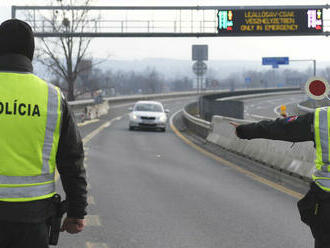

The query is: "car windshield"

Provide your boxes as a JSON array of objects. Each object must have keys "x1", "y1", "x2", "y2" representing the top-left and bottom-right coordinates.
[{"x1": 134, "y1": 103, "x2": 163, "y2": 112}]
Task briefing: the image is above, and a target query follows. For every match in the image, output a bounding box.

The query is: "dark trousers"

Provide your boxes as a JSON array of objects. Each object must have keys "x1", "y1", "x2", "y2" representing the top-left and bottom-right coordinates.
[
  {"x1": 0, "y1": 220, "x2": 49, "y2": 248},
  {"x1": 298, "y1": 183, "x2": 330, "y2": 248}
]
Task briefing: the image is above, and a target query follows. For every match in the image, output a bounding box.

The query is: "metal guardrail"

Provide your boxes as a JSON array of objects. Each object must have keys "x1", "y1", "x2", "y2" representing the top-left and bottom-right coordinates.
[
  {"x1": 182, "y1": 102, "x2": 213, "y2": 138},
  {"x1": 297, "y1": 103, "x2": 314, "y2": 113},
  {"x1": 183, "y1": 102, "x2": 213, "y2": 130},
  {"x1": 296, "y1": 98, "x2": 330, "y2": 113}
]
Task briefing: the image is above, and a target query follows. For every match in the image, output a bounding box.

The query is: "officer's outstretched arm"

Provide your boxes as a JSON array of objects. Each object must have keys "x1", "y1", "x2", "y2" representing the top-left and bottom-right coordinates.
[{"x1": 231, "y1": 113, "x2": 314, "y2": 142}]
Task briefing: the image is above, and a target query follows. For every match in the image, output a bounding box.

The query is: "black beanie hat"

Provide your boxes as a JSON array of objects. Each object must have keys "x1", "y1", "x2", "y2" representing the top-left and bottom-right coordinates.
[{"x1": 0, "y1": 19, "x2": 35, "y2": 61}]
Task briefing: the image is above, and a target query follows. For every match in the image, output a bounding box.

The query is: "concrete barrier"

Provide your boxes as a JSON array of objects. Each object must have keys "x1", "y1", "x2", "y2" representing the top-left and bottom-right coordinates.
[
  {"x1": 68, "y1": 100, "x2": 110, "y2": 123},
  {"x1": 181, "y1": 89, "x2": 315, "y2": 180},
  {"x1": 206, "y1": 115, "x2": 315, "y2": 180}
]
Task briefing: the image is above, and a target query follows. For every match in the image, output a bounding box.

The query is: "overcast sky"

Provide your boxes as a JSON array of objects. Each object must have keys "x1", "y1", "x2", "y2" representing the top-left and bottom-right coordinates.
[{"x1": 1, "y1": 0, "x2": 330, "y2": 66}]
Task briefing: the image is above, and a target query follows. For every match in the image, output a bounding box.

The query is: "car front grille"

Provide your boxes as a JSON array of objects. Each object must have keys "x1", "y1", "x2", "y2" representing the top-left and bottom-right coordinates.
[{"x1": 141, "y1": 116, "x2": 156, "y2": 120}]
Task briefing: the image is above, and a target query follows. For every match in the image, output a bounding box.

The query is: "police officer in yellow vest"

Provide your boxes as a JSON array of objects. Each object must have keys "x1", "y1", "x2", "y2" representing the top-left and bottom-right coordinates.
[
  {"x1": 232, "y1": 109, "x2": 330, "y2": 248},
  {"x1": 0, "y1": 19, "x2": 87, "y2": 247}
]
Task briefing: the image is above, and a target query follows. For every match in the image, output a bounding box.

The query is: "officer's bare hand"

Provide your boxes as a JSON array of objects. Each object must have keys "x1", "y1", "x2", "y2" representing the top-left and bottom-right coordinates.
[
  {"x1": 230, "y1": 121, "x2": 240, "y2": 128},
  {"x1": 60, "y1": 217, "x2": 85, "y2": 234},
  {"x1": 230, "y1": 121, "x2": 240, "y2": 136}
]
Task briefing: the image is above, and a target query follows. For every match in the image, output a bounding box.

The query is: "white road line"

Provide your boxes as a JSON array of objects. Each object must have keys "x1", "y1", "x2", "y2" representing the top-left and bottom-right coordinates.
[
  {"x1": 78, "y1": 119, "x2": 100, "y2": 127},
  {"x1": 82, "y1": 114, "x2": 127, "y2": 144},
  {"x1": 86, "y1": 242, "x2": 108, "y2": 248},
  {"x1": 86, "y1": 215, "x2": 102, "y2": 226},
  {"x1": 273, "y1": 105, "x2": 282, "y2": 116},
  {"x1": 87, "y1": 195, "x2": 95, "y2": 205},
  {"x1": 83, "y1": 119, "x2": 113, "y2": 143},
  {"x1": 83, "y1": 123, "x2": 110, "y2": 144},
  {"x1": 273, "y1": 101, "x2": 297, "y2": 116}
]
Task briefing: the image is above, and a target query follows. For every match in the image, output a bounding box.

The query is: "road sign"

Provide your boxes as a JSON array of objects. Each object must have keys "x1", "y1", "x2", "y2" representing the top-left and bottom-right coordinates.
[
  {"x1": 192, "y1": 61, "x2": 207, "y2": 76},
  {"x1": 217, "y1": 8, "x2": 323, "y2": 36},
  {"x1": 305, "y1": 77, "x2": 329, "y2": 100},
  {"x1": 262, "y1": 57, "x2": 289, "y2": 68},
  {"x1": 192, "y1": 45, "x2": 208, "y2": 61},
  {"x1": 245, "y1": 77, "x2": 251, "y2": 84}
]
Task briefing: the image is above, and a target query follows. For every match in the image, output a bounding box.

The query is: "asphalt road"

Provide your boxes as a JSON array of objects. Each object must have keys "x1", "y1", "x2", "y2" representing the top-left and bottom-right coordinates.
[
  {"x1": 58, "y1": 94, "x2": 313, "y2": 248},
  {"x1": 243, "y1": 93, "x2": 306, "y2": 120}
]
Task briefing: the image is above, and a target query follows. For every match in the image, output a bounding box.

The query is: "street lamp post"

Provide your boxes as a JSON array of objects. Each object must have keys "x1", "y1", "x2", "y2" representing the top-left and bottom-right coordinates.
[{"x1": 290, "y1": 59, "x2": 317, "y2": 77}]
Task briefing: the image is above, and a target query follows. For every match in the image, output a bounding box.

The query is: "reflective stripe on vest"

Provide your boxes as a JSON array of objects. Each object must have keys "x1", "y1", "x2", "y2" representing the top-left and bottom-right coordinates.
[
  {"x1": 0, "y1": 72, "x2": 61, "y2": 202},
  {"x1": 313, "y1": 107, "x2": 330, "y2": 191},
  {"x1": 0, "y1": 182, "x2": 55, "y2": 199}
]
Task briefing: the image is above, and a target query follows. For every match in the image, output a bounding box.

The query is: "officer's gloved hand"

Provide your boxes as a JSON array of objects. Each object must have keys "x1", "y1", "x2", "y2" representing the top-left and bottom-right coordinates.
[{"x1": 60, "y1": 217, "x2": 85, "y2": 234}]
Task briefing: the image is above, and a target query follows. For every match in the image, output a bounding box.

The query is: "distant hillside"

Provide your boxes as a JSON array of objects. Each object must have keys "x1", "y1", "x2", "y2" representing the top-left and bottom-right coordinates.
[
  {"x1": 101, "y1": 58, "x2": 261, "y2": 79},
  {"x1": 100, "y1": 58, "x2": 330, "y2": 79},
  {"x1": 33, "y1": 58, "x2": 330, "y2": 81}
]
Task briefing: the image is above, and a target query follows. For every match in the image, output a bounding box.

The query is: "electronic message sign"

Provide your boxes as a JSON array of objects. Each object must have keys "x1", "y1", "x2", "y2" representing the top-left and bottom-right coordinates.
[{"x1": 217, "y1": 9, "x2": 323, "y2": 35}]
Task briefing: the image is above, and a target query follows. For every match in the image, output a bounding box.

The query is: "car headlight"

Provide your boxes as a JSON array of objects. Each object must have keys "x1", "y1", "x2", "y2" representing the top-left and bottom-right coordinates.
[
  {"x1": 159, "y1": 115, "x2": 167, "y2": 122},
  {"x1": 131, "y1": 114, "x2": 138, "y2": 120}
]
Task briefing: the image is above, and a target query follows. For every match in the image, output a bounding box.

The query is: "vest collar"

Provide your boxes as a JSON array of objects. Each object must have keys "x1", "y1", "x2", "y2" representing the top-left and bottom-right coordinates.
[{"x1": 0, "y1": 54, "x2": 33, "y2": 73}]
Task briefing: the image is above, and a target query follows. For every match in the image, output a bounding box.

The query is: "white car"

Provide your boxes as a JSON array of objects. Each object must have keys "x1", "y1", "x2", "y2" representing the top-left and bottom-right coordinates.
[{"x1": 129, "y1": 101, "x2": 169, "y2": 131}]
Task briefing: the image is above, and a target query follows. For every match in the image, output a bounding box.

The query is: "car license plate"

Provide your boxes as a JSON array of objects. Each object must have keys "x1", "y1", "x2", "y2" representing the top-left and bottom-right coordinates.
[{"x1": 143, "y1": 120, "x2": 154, "y2": 124}]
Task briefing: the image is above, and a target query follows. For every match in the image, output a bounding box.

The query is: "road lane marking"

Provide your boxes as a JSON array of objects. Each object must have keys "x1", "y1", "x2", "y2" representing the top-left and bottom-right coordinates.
[
  {"x1": 169, "y1": 110, "x2": 303, "y2": 199},
  {"x1": 274, "y1": 104, "x2": 282, "y2": 116},
  {"x1": 78, "y1": 119, "x2": 100, "y2": 127},
  {"x1": 81, "y1": 96, "x2": 194, "y2": 144},
  {"x1": 86, "y1": 215, "x2": 102, "y2": 226},
  {"x1": 86, "y1": 242, "x2": 108, "y2": 248},
  {"x1": 88, "y1": 195, "x2": 95, "y2": 205},
  {"x1": 82, "y1": 115, "x2": 125, "y2": 144},
  {"x1": 83, "y1": 123, "x2": 110, "y2": 144},
  {"x1": 273, "y1": 100, "x2": 300, "y2": 116}
]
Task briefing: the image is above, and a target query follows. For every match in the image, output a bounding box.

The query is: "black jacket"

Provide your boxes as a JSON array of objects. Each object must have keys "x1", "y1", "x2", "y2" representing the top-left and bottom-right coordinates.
[
  {"x1": 0, "y1": 54, "x2": 87, "y2": 222},
  {"x1": 236, "y1": 113, "x2": 315, "y2": 144}
]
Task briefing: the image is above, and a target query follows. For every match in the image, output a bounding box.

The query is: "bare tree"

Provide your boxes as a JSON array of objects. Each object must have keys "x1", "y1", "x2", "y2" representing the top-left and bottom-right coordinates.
[{"x1": 33, "y1": 0, "x2": 97, "y2": 100}]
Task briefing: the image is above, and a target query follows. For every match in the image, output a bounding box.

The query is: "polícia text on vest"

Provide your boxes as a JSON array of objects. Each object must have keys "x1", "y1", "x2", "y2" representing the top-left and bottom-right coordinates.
[{"x1": 0, "y1": 101, "x2": 40, "y2": 117}]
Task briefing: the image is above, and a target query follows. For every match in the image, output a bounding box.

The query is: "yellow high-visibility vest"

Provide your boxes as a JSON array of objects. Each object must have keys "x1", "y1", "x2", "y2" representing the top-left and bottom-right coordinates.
[
  {"x1": 313, "y1": 107, "x2": 330, "y2": 191},
  {"x1": 0, "y1": 72, "x2": 61, "y2": 202}
]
